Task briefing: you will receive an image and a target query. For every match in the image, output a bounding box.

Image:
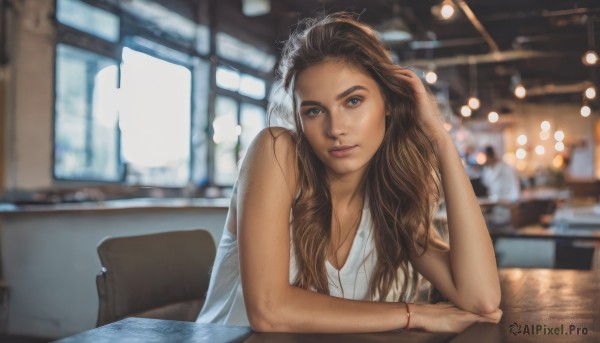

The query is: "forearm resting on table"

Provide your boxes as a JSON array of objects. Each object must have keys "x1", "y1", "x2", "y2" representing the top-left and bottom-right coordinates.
[{"x1": 244, "y1": 285, "x2": 411, "y2": 333}]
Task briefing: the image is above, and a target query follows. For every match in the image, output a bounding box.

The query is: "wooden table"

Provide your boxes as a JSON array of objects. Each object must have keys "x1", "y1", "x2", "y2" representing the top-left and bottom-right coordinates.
[
  {"x1": 455, "y1": 268, "x2": 600, "y2": 343},
  {"x1": 54, "y1": 269, "x2": 599, "y2": 343}
]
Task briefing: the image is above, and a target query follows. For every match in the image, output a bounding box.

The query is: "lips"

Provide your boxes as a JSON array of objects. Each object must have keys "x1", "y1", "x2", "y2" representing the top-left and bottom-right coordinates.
[{"x1": 329, "y1": 145, "x2": 357, "y2": 158}]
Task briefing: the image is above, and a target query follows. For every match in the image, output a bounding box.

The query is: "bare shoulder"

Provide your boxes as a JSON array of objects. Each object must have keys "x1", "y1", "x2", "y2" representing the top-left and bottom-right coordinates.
[{"x1": 238, "y1": 127, "x2": 298, "y2": 201}]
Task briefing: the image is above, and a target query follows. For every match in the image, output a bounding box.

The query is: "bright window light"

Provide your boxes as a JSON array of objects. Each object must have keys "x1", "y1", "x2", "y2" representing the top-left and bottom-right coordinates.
[
  {"x1": 239, "y1": 74, "x2": 266, "y2": 99},
  {"x1": 120, "y1": 47, "x2": 191, "y2": 186},
  {"x1": 216, "y1": 67, "x2": 241, "y2": 92}
]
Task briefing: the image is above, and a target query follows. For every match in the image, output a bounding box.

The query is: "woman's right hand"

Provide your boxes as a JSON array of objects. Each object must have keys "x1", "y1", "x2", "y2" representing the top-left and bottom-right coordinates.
[{"x1": 411, "y1": 302, "x2": 503, "y2": 333}]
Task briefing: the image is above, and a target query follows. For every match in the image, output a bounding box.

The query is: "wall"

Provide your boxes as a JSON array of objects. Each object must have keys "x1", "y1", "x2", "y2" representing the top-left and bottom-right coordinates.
[
  {"x1": 3, "y1": 0, "x2": 55, "y2": 190},
  {"x1": 1, "y1": 205, "x2": 228, "y2": 339}
]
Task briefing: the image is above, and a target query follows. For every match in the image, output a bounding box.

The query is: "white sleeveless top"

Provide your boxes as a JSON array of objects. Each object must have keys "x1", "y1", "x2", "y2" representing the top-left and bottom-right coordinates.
[{"x1": 196, "y1": 204, "x2": 414, "y2": 326}]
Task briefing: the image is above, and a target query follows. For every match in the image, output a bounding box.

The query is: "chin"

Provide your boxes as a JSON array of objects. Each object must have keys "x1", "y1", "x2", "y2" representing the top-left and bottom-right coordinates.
[{"x1": 323, "y1": 160, "x2": 367, "y2": 177}]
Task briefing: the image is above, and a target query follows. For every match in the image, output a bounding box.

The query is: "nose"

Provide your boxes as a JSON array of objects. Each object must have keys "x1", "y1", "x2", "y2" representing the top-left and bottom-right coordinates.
[{"x1": 325, "y1": 110, "x2": 347, "y2": 138}]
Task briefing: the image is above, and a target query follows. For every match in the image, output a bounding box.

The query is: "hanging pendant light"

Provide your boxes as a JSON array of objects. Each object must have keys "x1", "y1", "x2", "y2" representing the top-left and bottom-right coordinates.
[
  {"x1": 378, "y1": 2, "x2": 413, "y2": 43},
  {"x1": 467, "y1": 59, "x2": 480, "y2": 109},
  {"x1": 582, "y1": 18, "x2": 598, "y2": 66}
]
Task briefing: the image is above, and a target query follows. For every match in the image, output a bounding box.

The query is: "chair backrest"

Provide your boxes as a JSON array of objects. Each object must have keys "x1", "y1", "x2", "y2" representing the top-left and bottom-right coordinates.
[{"x1": 95, "y1": 229, "x2": 216, "y2": 327}]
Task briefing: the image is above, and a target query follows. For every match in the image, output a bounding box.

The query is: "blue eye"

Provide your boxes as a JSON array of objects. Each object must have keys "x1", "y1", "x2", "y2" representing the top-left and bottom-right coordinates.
[
  {"x1": 347, "y1": 97, "x2": 362, "y2": 106},
  {"x1": 306, "y1": 108, "x2": 321, "y2": 116}
]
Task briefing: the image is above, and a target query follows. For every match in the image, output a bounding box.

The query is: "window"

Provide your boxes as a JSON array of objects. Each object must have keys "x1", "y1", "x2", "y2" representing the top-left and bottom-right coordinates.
[
  {"x1": 120, "y1": 47, "x2": 192, "y2": 186},
  {"x1": 213, "y1": 96, "x2": 239, "y2": 185},
  {"x1": 54, "y1": 0, "x2": 272, "y2": 188},
  {"x1": 239, "y1": 74, "x2": 266, "y2": 100},
  {"x1": 54, "y1": 44, "x2": 121, "y2": 180},
  {"x1": 56, "y1": 0, "x2": 119, "y2": 42},
  {"x1": 212, "y1": 97, "x2": 266, "y2": 186},
  {"x1": 212, "y1": 64, "x2": 268, "y2": 186},
  {"x1": 216, "y1": 66, "x2": 266, "y2": 100},
  {"x1": 239, "y1": 103, "x2": 267, "y2": 160},
  {"x1": 216, "y1": 32, "x2": 276, "y2": 73}
]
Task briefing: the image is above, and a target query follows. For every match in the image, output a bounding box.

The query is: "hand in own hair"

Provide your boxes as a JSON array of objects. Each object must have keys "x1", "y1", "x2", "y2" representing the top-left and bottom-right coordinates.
[
  {"x1": 393, "y1": 67, "x2": 446, "y2": 141},
  {"x1": 412, "y1": 302, "x2": 503, "y2": 333}
]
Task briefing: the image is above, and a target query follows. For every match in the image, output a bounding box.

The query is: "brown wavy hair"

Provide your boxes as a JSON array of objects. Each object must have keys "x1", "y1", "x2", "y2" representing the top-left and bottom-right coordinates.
[{"x1": 268, "y1": 13, "x2": 440, "y2": 302}]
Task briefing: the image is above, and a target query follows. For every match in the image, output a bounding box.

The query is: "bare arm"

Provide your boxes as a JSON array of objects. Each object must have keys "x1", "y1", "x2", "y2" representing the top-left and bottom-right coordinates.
[
  {"x1": 396, "y1": 68, "x2": 501, "y2": 315},
  {"x1": 238, "y1": 128, "x2": 501, "y2": 333},
  {"x1": 237, "y1": 128, "x2": 410, "y2": 333}
]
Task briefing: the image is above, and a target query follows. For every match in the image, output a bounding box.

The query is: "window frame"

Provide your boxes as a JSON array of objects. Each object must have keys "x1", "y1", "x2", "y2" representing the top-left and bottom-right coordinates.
[
  {"x1": 210, "y1": 59, "x2": 270, "y2": 187},
  {"x1": 52, "y1": 0, "x2": 274, "y2": 188},
  {"x1": 52, "y1": 0, "x2": 209, "y2": 186},
  {"x1": 53, "y1": 23, "x2": 124, "y2": 183}
]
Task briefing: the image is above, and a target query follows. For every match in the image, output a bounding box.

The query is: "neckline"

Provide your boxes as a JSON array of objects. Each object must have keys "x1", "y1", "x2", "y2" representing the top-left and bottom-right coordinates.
[{"x1": 326, "y1": 205, "x2": 369, "y2": 273}]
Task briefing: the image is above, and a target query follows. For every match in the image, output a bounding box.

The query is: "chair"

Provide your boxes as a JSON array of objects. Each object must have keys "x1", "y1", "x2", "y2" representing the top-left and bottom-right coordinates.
[{"x1": 95, "y1": 229, "x2": 216, "y2": 327}]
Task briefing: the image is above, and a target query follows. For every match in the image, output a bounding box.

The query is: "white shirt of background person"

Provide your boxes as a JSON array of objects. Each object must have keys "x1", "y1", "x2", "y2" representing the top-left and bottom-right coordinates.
[{"x1": 481, "y1": 146, "x2": 520, "y2": 202}]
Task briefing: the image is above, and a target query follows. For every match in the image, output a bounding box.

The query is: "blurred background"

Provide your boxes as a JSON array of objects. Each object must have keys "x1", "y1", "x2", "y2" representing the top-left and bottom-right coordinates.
[{"x1": 0, "y1": 0, "x2": 599, "y2": 341}]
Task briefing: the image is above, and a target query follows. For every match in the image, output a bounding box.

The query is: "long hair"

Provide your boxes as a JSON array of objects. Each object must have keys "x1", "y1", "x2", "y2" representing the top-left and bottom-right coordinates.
[{"x1": 268, "y1": 13, "x2": 440, "y2": 301}]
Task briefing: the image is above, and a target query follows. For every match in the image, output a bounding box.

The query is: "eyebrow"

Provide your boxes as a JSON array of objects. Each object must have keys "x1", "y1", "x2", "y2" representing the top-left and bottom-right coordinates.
[{"x1": 299, "y1": 85, "x2": 368, "y2": 107}]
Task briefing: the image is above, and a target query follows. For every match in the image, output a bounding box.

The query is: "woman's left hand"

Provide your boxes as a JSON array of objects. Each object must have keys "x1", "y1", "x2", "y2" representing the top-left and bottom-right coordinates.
[{"x1": 393, "y1": 66, "x2": 447, "y2": 141}]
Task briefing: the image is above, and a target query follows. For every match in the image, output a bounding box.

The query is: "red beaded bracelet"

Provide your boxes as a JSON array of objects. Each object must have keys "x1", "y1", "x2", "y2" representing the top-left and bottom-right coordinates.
[{"x1": 404, "y1": 302, "x2": 411, "y2": 330}]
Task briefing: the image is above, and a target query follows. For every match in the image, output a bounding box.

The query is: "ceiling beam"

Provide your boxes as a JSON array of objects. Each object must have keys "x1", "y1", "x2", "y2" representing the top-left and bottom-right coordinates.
[
  {"x1": 401, "y1": 49, "x2": 566, "y2": 68},
  {"x1": 453, "y1": 0, "x2": 500, "y2": 53}
]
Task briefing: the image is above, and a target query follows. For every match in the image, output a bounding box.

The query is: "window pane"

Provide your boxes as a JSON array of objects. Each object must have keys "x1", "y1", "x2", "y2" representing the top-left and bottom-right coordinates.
[
  {"x1": 120, "y1": 47, "x2": 192, "y2": 186},
  {"x1": 129, "y1": 36, "x2": 192, "y2": 66},
  {"x1": 120, "y1": 0, "x2": 196, "y2": 44},
  {"x1": 216, "y1": 66, "x2": 240, "y2": 92},
  {"x1": 54, "y1": 44, "x2": 120, "y2": 180},
  {"x1": 213, "y1": 96, "x2": 238, "y2": 185},
  {"x1": 239, "y1": 74, "x2": 266, "y2": 99},
  {"x1": 239, "y1": 103, "x2": 266, "y2": 162},
  {"x1": 56, "y1": 0, "x2": 119, "y2": 42},
  {"x1": 216, "y1": 32, "x2": 276, "y2": 73}
]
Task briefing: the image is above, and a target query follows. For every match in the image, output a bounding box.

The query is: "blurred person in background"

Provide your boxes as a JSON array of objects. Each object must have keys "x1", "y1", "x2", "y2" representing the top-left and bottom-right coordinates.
[
  {"x1": 481, "y1": 145, "x2": 520, "y2": 202},
  {"x1": 481, "y1": 145, "x2": 520, "y2": 227}
]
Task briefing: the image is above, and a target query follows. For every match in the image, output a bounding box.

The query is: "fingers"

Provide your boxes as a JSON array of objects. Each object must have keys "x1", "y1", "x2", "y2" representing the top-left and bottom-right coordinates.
[
  {"x1": 477, "y1": 309, "x2": 503, "y2": 323},
  {"x1": 392, "y1": 66, "x2": 428, "y2": 93}
]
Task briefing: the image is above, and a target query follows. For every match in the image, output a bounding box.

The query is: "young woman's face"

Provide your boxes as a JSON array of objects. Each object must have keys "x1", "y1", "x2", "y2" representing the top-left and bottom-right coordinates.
[{"x1": 294, "y1": 59, "x2": 387, "y2": 178}]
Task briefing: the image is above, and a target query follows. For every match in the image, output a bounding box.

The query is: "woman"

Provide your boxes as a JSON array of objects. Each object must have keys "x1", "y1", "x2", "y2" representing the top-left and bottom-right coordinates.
[{"x1": 197, "y1": 13, "x2": 502, "y2": 333}]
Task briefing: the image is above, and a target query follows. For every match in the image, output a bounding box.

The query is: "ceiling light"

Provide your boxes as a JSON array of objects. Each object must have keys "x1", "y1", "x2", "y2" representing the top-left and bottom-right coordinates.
[
  {"x1": 583, "y1": 50, "x2": 599, "y2": 66},
  {"x1": 552, "y1": 155, "x2": 564, "y2": 168},
  {"x1": 583, "y1": 18, "x2": 598, "y2": 66},
  {"x1": 541, "y1": 121, "x2": 551, "y2": 131},
  {"x1": 516, "y1": 148, "x2": 526, "y2": 159},
  {"x1": 467, "y1": 61, "x2": 481, "y2": 109},
  {"x1": 514, "y1": 84, "x2": 526, "y2": 98},
  {"x1": 488, "y1": 111, "x2": 498, "y2": 123},
  {"x1": 468, "y1": 97, "x2": 480, "y2": 110},
  {"x1": 585, "y1": 86, "x2": 596, "y2": 99},
  {"x1": 517, "y1": 134, "x2": 527, "y2": 145},
  {"x1": 581, "y1": 105, "x2": 591, "y2": 117},
  {"x1": 425, "y1": 70, "x2": 438, "y2": 84},
  {"x1": 242, "y1": 0, "x2": 270, "y2": 16},
  {"x1": 555, "y1": 142, "x2": 565, "y2": 152},
  {"x1": 460, "y1": 105, "x2": 472, "y2": 117},
  {"x1": 440, "y1": 0, "x2": 456, "y2": 20},
  {"x1": 378, "y1": 4, "x2": 413, "y2": 44},
  {"x1": 554, "y1": 130, "x2": 564, "y2": 141},
  {"x1": 535, "y1": 145, "x2": 545, "y2": 155}
]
